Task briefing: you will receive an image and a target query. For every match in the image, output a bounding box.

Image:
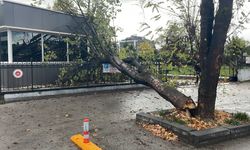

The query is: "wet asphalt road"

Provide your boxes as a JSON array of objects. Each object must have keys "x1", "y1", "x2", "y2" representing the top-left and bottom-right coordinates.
[{"x1": 0, "y1": 82, "x2": 250, "y2": 150}]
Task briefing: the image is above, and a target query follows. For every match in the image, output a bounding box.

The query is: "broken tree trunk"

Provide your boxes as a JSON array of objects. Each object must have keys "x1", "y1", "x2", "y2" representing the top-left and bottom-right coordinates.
[{"x1": 109, "y1": 56, "x2": 196, "y2": 110}]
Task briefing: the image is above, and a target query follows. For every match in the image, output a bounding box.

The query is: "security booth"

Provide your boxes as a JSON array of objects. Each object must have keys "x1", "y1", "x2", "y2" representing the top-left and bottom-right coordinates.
[
  {"x1": 237, "y1": 54, "x2": 250, "y2": 82},
  {"x1": 0, "y1": 0, "x2": 132, "y2": 93}
]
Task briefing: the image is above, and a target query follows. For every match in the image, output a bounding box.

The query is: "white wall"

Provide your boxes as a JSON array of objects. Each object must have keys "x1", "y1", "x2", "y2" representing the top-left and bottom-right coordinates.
[
  {"x1": 238, "y1": 68, "x2": 250, "y2": 81},
  {"x1": 246, "y1": 57, "x2": 250, "y2": 64}
]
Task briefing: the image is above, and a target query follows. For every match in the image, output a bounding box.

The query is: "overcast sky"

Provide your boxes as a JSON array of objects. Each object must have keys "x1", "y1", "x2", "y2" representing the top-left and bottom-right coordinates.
[{"x1": 9, "y1": 0, "x2": 250, "y2": 41}]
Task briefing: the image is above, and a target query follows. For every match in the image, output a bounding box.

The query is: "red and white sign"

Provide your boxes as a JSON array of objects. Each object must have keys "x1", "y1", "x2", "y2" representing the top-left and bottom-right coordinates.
[{"x1": 13, "y1": 69, "x2": 23, "y2": 79}]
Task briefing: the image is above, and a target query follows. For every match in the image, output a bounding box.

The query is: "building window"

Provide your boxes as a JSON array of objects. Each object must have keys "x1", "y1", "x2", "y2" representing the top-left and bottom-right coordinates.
[
  {"x1": 12, "y1": 31, "x2": 42, "y2": 62},
  {"x1": 0, "y1": 32, "x2": 8, "y2": 61},
  {"x1": 5, "y1": 31, "x2": 87, "y2": 63},
  {"x1": 43, "y1": 35, "x2": 67, "y2": 62}
]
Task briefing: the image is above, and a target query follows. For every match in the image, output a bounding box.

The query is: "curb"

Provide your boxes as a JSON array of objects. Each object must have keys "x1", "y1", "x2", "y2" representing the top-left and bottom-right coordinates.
[
  {"x1": 3, "y1": 84, "x2": 147, "y2": 103},
  {"x1": 136, "y1": 112, "x2": 250, "y2": 147}
]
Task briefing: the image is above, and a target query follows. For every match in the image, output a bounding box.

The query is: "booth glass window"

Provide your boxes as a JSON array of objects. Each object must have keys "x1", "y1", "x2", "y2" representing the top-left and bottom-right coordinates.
[
  {"x1": 0, "y1": 32, "x2": 8, "y2": 62},
  {"x1": 12, "y1": 31, "x2": 42, "y2": 62},
  {"x1": 43, "y1": 35, "x2": 67, "y2": 62}
]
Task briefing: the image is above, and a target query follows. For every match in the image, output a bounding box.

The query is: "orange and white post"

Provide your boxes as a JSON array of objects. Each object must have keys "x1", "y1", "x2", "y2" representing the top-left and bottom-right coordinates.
[{"x1": 83, "y1": 117, "x2": 90, "y2": 143}]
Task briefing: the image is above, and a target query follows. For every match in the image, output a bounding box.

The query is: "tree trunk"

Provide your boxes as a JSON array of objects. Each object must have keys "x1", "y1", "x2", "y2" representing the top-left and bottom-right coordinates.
[{"x1": 198, "y1": 0, "x2": 233, "y2": 119}]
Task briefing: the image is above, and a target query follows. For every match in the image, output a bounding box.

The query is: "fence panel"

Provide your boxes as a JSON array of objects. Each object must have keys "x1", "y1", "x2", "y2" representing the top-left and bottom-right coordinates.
[{"x1": 0, "y1": 62, "x2": 134, "y2": 94}]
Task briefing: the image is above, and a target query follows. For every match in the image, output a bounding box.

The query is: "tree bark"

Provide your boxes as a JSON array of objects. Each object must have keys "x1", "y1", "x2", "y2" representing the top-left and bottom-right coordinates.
[{"x1": 198, "y1": 0, "x2": 233, "y2": 119}]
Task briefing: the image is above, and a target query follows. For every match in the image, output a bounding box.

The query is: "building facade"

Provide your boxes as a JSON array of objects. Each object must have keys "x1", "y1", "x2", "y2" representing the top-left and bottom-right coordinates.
[
  {"x1": 119, "y1": 35, "x2": 147, "y2": 51},
  {"x1": 0, "y1": 0, "x2": 91, "y2": 92},
  {"x1": 0, "y1": 0, "x2": 85, "y2": 63}
]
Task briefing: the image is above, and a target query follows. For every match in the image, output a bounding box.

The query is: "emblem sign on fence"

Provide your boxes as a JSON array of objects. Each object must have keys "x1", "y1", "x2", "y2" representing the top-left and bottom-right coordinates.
[
  {"x1": 13, "y1": 69, "x2": 23, "y2": 79},
  {"x1": 102, "y1": 63, "x2": 120, "y2": 73}
]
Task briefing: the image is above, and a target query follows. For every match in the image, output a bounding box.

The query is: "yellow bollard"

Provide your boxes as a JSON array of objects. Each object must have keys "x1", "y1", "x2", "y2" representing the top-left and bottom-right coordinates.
[{"x1": 71, "y1": 134, "x2": 102, "y2": 150}]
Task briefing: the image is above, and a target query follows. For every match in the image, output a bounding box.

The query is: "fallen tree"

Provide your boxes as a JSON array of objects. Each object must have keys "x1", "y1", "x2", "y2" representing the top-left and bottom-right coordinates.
[{"x1": 50, "y1": 0, "x2": 234, "y2": 119}]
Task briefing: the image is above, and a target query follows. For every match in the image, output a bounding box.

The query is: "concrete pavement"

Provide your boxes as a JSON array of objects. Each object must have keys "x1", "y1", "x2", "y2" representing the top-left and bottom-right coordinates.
[{"x1": 0, "y1": 82, "x2": 250, "y2": 150}]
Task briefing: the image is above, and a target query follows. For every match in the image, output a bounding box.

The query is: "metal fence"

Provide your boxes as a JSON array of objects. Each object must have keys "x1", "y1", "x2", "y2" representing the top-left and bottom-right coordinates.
[
  {"x1": 0, "y1": 62, "x2": 134, "y2": 94},
  {"x1": 0, "y1": 61, "x2": 234, "y2": 94}
]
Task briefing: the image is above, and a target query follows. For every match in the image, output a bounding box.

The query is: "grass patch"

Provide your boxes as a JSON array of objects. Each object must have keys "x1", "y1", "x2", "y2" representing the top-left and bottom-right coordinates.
[
  {"x1": 172, "y1": 117, "x2": 186, "y2": 125},
  {"x1": 164, "y1": 65, "x2": 232, "y2": 77},
  {"x1": 168, "y1": 66, "x2": 194, "y2": 76},
  {"x1": 224, "y1": 112, "x2": 249, "y2": 126},
  {"x1": 220, "y1": 66, "x2": 233, "y2": 77},
  {"x1": 233, "y1": 112, "x2": 249, "y2": 121},
  {"x1": 224, "y1": 119, "x2": 240, "y2": 126}
]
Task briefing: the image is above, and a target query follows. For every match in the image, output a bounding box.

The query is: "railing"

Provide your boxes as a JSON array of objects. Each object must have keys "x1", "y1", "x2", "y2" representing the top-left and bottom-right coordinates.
[
  {"x1": 0, "y1": 62, "x2": 134, "y2": 94},
  {"x1": 0, "y1": 61, "x2": 234, "y2": 94}
]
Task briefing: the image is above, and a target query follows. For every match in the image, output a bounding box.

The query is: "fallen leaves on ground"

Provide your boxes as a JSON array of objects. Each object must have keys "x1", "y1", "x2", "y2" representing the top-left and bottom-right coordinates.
[
  {"x1": 139, "y1": 123, "x2": 178, "y2": 141},
  {"x1": 140, "y1": 110, "x2": 232, "y2": 141},
  {"x1": 215, "y1": 110, "x2": 232, "y2": 125},
  {"x1": 163, "y1": 109, "x2": 232, "y2": 131}
]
